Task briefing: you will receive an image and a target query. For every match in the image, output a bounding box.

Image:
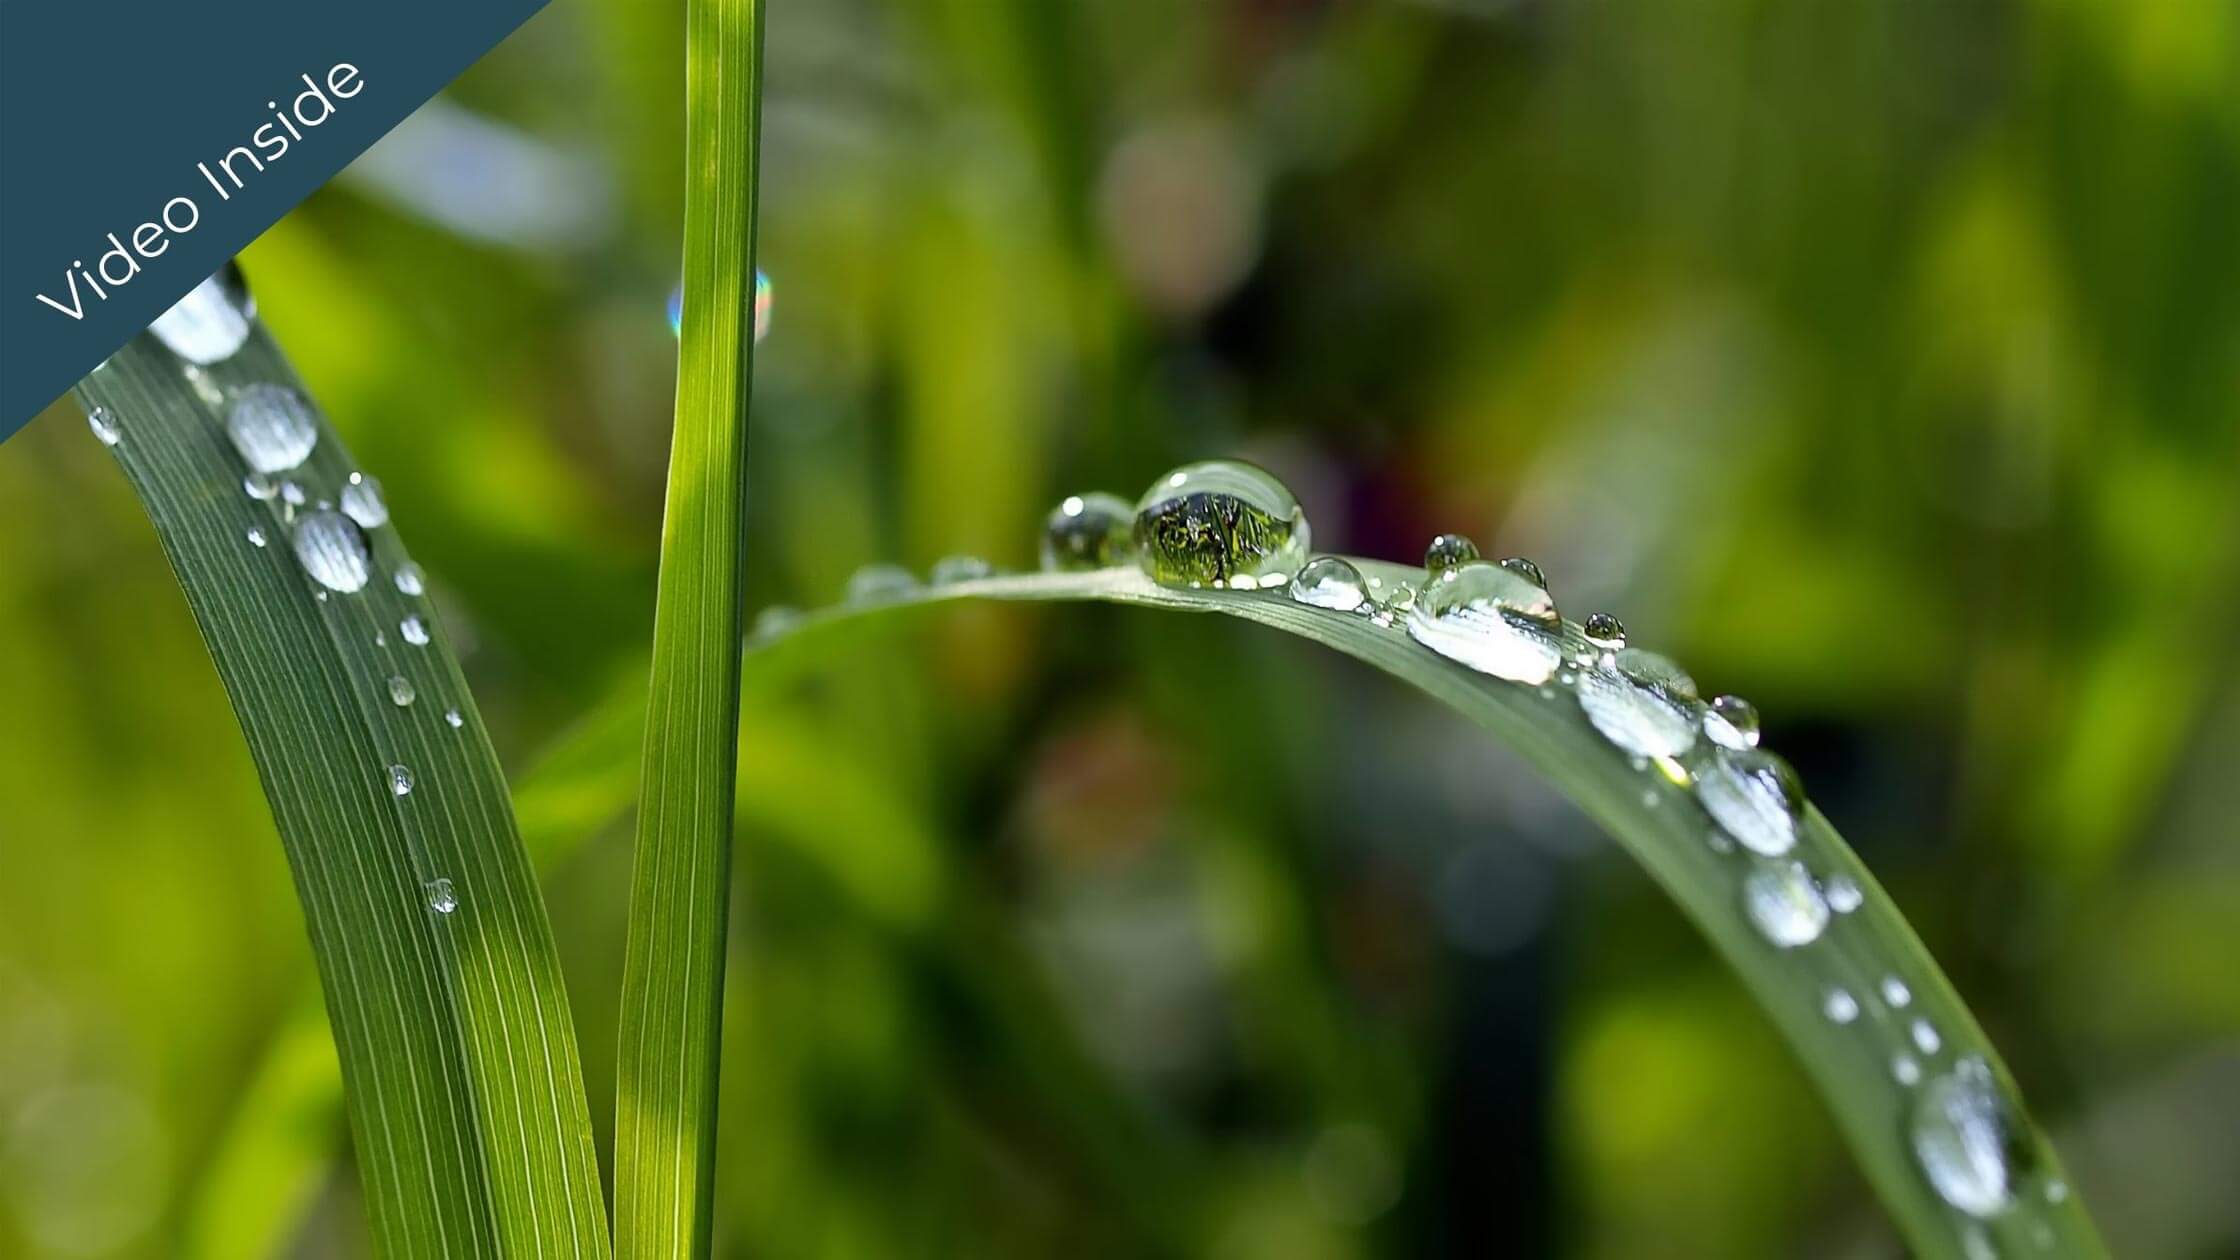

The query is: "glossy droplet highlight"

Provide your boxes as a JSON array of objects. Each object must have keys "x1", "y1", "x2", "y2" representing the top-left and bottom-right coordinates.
[
  {"x1": 1704, "y1": 694, "x2": 1761, "y2": 749},
  {"x1": 426, "y1": 878, "x2": 458, "y2": 915},
  {"x1": 148, "y1": 266, "x2": 254, "y2": 364},
  {"x1": 292, "y1": 511, "x2": 371, "y2": 593},
  {"x1": 1742, "y1": 860, "x2": 1829, "y2": 947},
  {"x1": 929, "y1": 554, "x2": 994, "y2": 585},
  {"x1": 1912, "y1": 1057, "x2": 2028, "y2": 1218},
  {"x1": 387, "y1": 675, "x2": 415, "y2": 707},
  {"x1": 1696, "y1": 746, "x2": 1804, "y2": 856},
  {"x1": 244, "y1": 471, "x2": 277, "y2": 500},
  {"x1": 1497, "y1": 556, "x2": 1548, "y2": 590},
  {"x1": 1824, "y1": 873, "x2": 1863, "y2": 914},
  {"x1": 224, "y1": 385, "x2": 318, "y2": 474},
  {"x1": 1406, "y1": 561, "x2": 1563, "y2": 684},
  {"x1": 1132, "y1": 460, "x2": 1310, "y2": 590},
  {"x1": 1576, "y1": 648, "x2": 1700, "y2": 759},
  {"x1": 443, "y1": 708, "x2": 465, "y2": 729},
  {"x1": 1041, "y1": 492, "x2": 1135, "y2": 571},
  {"x1": 1825, "y1": 988, "x2": 1860, "y2": 1024},
  {"x1": 388, "y1": 764, "x2": 414, "y2": 797},
  {"x1": 394, "y1": 563, "x2": 426, "y2": 596},
  {"x1": 1913, "y1": 1018, "x2": 1943, "y2": 1055},
  {"x1": 280, "y1": 480, "x2": 306, "y2": 508},
  {"x1": 1895, "y1": 1055, "x2": 1923, "y2": 1086},
  {"x1": 400, "y1": 615, "x2": 430, "y2": 646},
  {"x1": 340, "y1": 473, "x2": 388, "y2": 528},
  {"x1": 1883, "y1": 977, "x2": 1913, "y2": 1008},
  {"x1": 845, "y1": 563, "x2": 918, "y2": 605},
  {"x1": 1582, "y1": 613, "x2": 1626, "y2": 650},
  {"x1": 87, "y1": 406, "x2": 121, "y2": 446},
  {"x1": 246, "y1": 527, "x2": 267, "y2": 548},
  {"x1": 1289, "y1": 556, "x2": 1367, "y2": 612},
  {"x1": 1423, "y1": 533, "x2": 1480, "y2": 576}
]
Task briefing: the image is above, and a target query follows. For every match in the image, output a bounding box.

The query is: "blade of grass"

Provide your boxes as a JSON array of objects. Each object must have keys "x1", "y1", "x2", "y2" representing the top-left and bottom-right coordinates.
[
  {"x1": 612, "y1": 0, "x2": 764, "y2": 1251},
  {"x1": 76, "y1": 324, "x2": 609, "y2": 1257},
  {"x1": 733, "y1": 562, "x2": 2107, "y2": 1259}
]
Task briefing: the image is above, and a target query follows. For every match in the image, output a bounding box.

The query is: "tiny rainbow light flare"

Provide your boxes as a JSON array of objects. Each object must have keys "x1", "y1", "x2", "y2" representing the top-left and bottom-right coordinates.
[{"x1": 669, "y1": 269, "x2": 774, "y2": 342}]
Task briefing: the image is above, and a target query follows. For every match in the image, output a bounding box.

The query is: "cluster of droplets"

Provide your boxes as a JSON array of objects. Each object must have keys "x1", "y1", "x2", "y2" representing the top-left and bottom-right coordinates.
[{"x1": 106, "y1": 264, "x2": 469, "y2": 920}]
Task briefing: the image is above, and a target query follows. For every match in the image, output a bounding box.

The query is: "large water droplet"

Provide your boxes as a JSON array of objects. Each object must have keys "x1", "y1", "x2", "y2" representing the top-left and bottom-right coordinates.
[
  {"x1": 394, "y1": 563, "x2": 426, "y2": 596},
  {"x1": 400, "y1": 615, "x2": 430, "y2": 646},
  {"x1": 426, "y1": 878, "x2": 458, "y2": 914},
  {"x1": 1131, "y1": 460, "x2": 1310, "y2": 590},
  {"x1": 1406, "y1": 561, "x2": 1564, "y2": 684},
  {"x1": 1577, "y1": 648, "x2": 1700, "y2": 759},
  {"x1": 1696, "y1": 747, "x2": 1804, "y2": 856},
  {"x1": 224, "y1": 385, "x2": 318, "y2": 473},
  {"x1": 148, "y1": 266, "x2": 254, "y2": 364},
  {"x1": 1704, "y1": 694, "x2": 1761, "y2": 749},
  {"x1": 388, "y1": 764, "x2": 414, "y2": 797},
  {"x1": 1289, "y1": 556, "x2": 1367, "y2": 611},
  {"x1": 1741, "y1": 860, "x2": 1829, "y2": 947},
  {"x1": 1041, "y1": 492, "x2": 1135, "y2": 571},
  {"x1": 1825, "y1": 988, "x2": 1860, "y2": 1024},
  {"x1": 341, "y1": 473, "x2": 388, "y2": 528},
  {"x1": 86, "y1": 406, "x2": 121, "y2": 446},
  {"x1": 388, "y1": 675, "x2": 415, "y2": 707},
  {"x1": 1912, "y1": 1057, "x2": 2028, "y2": 1218},
  {"x1": 1423, "y1": 533, "x2": 1480, "y2": 576},
  {"x1": 929, "y1": 554, "x2": 994, "y2": 585},
  {"x1": 845, "y1": 563, "x2": 919, "y2": 605},
  {"x1": 292, "y1": 511, "x2": 371, "y2": 593}
]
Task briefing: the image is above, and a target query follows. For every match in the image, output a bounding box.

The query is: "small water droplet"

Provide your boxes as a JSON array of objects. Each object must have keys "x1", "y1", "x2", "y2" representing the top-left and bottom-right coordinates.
[
  {"x1": 292, "y1": 511, "x2": 371, "y2": 593},
  {"x1": 224, "y1": 384, "x2": 319, "y2": 473},
  {"x1": 388, "y1": 675, "x2": 415, "y2": 707},
  {"x1": 1824, "y1": 873, "x2": 1863, "y2": 914},
  {"x1": 1696, "y1": 746, "x2": 1805, "y2": 856},
  {"x1": 1912, "y1": 1056, "x2": 2029, "y2": 1218},
  {"x1": 2045, "y1": 1180, "x2": 2068, "y2": 1204},
  {"x1": 1883, "y1": 977, "x2": 1913, "y2": 1009},
  {"x1": 86, "y1": 406, "x2": 121, "y2": 446},
  {"x1": 1406, "y1": 561, "x2": 1564, "y2": 684},
  {"x1": 1132, "y1": 460, "x2": 1310, "y2": 590},
  {"x1": 845, "y1": 564, "x2": 918, "y2": 605},
  {"x1": 246, "y1": 527, "x2": 267, "y2": 548},
  {"x1": 148, "y1": 265, "x2": 254, "y2": 364},
  {"x1": 1496, "y1": 556, "x2": 1548, "y2": 591},
  {"x1": 1895, "y1": 1055, "x2": 1923, "y2": 1086},
  {"x1": 929, "y1": 554, "x2": 994, "y2": 585},
  {"x1": 244, "y1": 471, "x2": 277, "y2": 500},
  {"x1": 340, "y1": 473, "x2": 389, "y2": 528},
  {"x1": 400, "y1": 616, "x2": 430, "y2": 646},
  {"x1": 1825, "y1": 988, "x2": 1860, "y2": 1024},
  {"x1": 444, "y1": 707, "x2": 465, "y2": 729},
  {"x1": 1422, "y1": 533, "x2": 1480, "y2": 576},
  {"x1": 1704, "y1": 694, "x2": 1761, "y2": 749},
  {"x1": 752, "y1": 605, "x2": 801, "y2": 640},
  {"x1": 1912, "y1": 1019, "x2": 1943, "y2": 1055},
  {"x1": 1289, "y1": 556, "x2": 1368, "y2": 611},
  {"x1": 373, "y1": 630, "x2": 387, "y2": 648},
  {"x1": 1576, "y1": 648, "x2": 1701, "y2": 758},
  {"x1": 388, "y1": 764, "x2": 414, "y2": 797},
  {"x1": 426, "y1": 878, "x2": 458, "y2": 914},
  {"x1": 280, "y1": 480, "x2": 306, "y2": 508},
  {"x1": 1040, "y1": 492, "x2": 1135, "y2": 571},
  {"x1": 394, "y1": 563, "x2": 426, "y2": 596},
  {"x1": 1742, "y1": 860, "x2": 1830, "y2": 947},
  {"x1": 1582, "y1": 612, "x2": 1626, "y2": 650}
]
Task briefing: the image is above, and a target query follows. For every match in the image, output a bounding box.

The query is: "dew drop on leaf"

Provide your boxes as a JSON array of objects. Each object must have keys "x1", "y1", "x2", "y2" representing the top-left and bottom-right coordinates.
[
  {"x1": 394, "y1": 563, "x2": 426, "y2": 596},
  {"x1": 1825, "y1": 988, "x2": 1860, "y2": 1024},
  {"x1": 1883, "y1": 976, "x2": 1913, "y2": 1008},
  {"x1": 87, "y1": 406, "x2": 121, "y2": 446},
  {"x1": 148, "y1": 266, "x2": 254, "y2": 364},
  {"x1": 224, "y1": 384, "x2": 319, "y2": 473},
  {"x1": 1582, "y1": 612, "x2": 1626, "y2": 650},
  {"x1": 1912, "y1": 1056, "x2": 2029, "y2": 1218},
  {"x1": 292, "y1": 511, "x2": 371, "y2": 593},
  {"x1": 845, "y1": 563, "x2": 918, "y2": 605},
  {"x1": 1289, "y1": 556, "x2": 1367, "y2": 611},
  {"x1": 1422, "y1": 533, "x2": 1480, "y2": 576},
  {"x1": 1741, "y1": 859, "x2": 1829, "y2": 947},
  {"x1": 1824, "y1": 873, "x2": 1863, "y2": 914},
  {"x1": 426, "y1": 878, "x2": 458, "y2": 914},
  {"x1": 1576, "y1": 647, "x2": 1700, "y2": 758},
  {"x1": 1913, "y1": 1019, "x2": 1943, "y2": 1055},
  {"x1": 388, "y1": 675, "x2": 415, "y2": 707},
  {"x1": 752, "y1": 605, "x2": 801, "y2": 640},
  {"x1": 1406, "y1": 560, "x2": 1564, "y2": 684},
  {"x1": 388, "y1": 764, "x2": 414, "y2": 797},
  {"x1": 246, "y1": 527, "x2": 267, "y2": 548},
  {"x1": 1132, "y1": 460, "x2": 1310, "y2": 590},
  {"x1": 1696, "y1": 746, "x2": 1804, "y2": 856},
  {"x1": 444, "y1": 708, "x2": 465, "y2": 729},
  {"x1": 1704, "y1": 694, "x2": 1761, "y2": 749},
  {"x1": 340, "y1": 473, "x2": 388, "y2": 528},
  {"x1": 244, "y1": 471, "x2": 277, "y2": 500},
  {"x1": 1041, "y1": 492, "x2": 1136, "y2": 572},
  {"x1": 400, "y1": 616, "x2": 430, "y2": 646},
  {"x1": 930, "y1": 554, "x2": 994, "y2": 585},
  {"x1": 1497, "y1": 556, "x2": 1548, "y2": 591}
]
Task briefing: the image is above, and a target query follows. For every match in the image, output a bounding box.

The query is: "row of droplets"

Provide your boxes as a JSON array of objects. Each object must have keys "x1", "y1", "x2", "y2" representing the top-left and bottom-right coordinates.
[
  {"x1": 100, "y1": 268, "x2": 463, "y2": 918},
  {"x1": 757, "y1": 457, "x2": 2056, "y2": 1235}
]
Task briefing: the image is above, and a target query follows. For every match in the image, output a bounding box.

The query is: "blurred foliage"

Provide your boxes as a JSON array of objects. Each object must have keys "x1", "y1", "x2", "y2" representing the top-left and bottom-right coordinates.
[{"x1": 3, "y1": 0, "x2": 2237, "y2": 1255}]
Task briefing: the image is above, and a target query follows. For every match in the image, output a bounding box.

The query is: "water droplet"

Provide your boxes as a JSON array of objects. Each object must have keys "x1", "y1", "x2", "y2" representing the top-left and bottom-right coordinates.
[
  {"x1": 1883, "y1": 977, "x2": 1913, "y2": 1009},
  {"x1": 373, "y1": 630, "x2": 387, "y2": 648},
  {"x1": 86, "y1": 406, "x2": 121, "y2": 446},
  {"x1": 388, "y1": 764, "x2": 414, "y2": 797},
  {"x1": 1741, "y1": 860, "x2": 1830, "y2": 947},
  {"x1": 1704, "y1": 694, "x2": 1761, "y2": 749},
  {"x1": 1912, "y1": 1057, "x2": 2028, "y2": 1218},
  {"x1": 246, "y1": 527, "x2": 267, "y2": 548},
  {"x1": 1576, "y1": 648, "x2": 1700, "y2": 759},
  {"x1": 280, "y1": 480, "x2": 306, "y2": 508},
  {"x1": 1289, "y1": 556, "x2": 1367, "y2": 611},
  {"x1": 244, "y1": 471, "x2": 277, "y2": 500},
  {"x1": 444, "y1": 708, "x2": 465, "y2": 729},
  {"x1": 1824, "y1": 873, "x2": 1863, "y2": 914},
  {"x1": 1497, "y1": 556, "x2": 1548, "y2": 591},
  {"x1": 1696, "y1": 747, "x2": 1804, "y2": 856},
  {"x1": 292, "y1": 511, "x2": 371, "y2": 593},
  {"x1": 340, "y1": 473, "x2": 388, "y2": 528},
  {"x1": 1423, "y1": 533, "x2": 1480, "y2": 576},
  {"x1": 1406, "y1": 561, "x2": 1564, "y2": 684},
  {"x1": 426, "y1": 878, "x2": 458, "y2": 914},
  {"x1": 387, "y1": 675, "x2": 415, "y2": 707},
  {"x1": 148, "y1": 265, "x2": 254, "y2": 364},
  {"x1": 1825, "y1": 988, "x2": 1860, "y2": 1024},
  {"x1": 1913, "y1": 1019, "x2": 1943, "y2": 1055},
  {"x1": 752, "y1": 605, "x2": 802, "y2": 639},
  {"x1": 394, "y1": 563, "x2": 426, "y2": 596},
  {"x1": 1895, "y1": 1055, "x2": 1923, "y2": 1085},
  {"x1": 845, "y1": 563, "x2": 919, "y2": 605},
  {"x1": 400, "y1": 615, "x2": 430, "y2": 646},
  {"x1": 1582, "y1": 612, "x2": 1626, "y2": 650},
  {"x1": 1040, "y1": 492, "x2": 1136, "y2": 571},
  {"x1": 224, "y1": 384, "x2": 319, "y2": 473},
  {"x1": 1131, "y1": 460, "x2": 1310, "y2": 590},
  {"x1": 2045, "y1": 1180, "x2": 2068, "y2": 1204},
  {"x1": 929, "y1": 554, "x2": 994, "y2": 585}
]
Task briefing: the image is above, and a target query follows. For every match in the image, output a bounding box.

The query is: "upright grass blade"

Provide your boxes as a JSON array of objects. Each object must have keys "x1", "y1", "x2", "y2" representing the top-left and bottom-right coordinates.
[
  {"x1": 76, "y1": 320, "x2": 608, "y2": 1257},
  {"x1": 735, "y1": 563, "x2": 2108, "y2": 1260},
  {"x1": 612, "y1": 0, "x2": 764, "y2": 1252}
]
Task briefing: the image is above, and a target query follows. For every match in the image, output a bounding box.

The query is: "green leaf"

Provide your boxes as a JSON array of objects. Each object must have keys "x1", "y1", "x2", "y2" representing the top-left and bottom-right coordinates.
[
  {"x1": 76, "y1": 323, "x2": 608, "y2": 1256},
  {"x1": 738, "y1": 562, "x2": 2108, "y2": 1259},
  {"x1": 611, "y1": 0, "x2": 765, "y2": 1251}
]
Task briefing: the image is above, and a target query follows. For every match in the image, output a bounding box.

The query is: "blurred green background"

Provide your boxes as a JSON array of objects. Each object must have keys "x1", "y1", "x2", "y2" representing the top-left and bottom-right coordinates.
[{"x1": 4, "y1": 0, "x2": 2237, "y2": 1255}]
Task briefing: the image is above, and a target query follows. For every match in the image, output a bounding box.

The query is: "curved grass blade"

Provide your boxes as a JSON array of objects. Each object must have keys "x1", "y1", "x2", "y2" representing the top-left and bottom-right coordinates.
[
  {"x1": 740, "y1": 562, "x2": 2108, "y2": 1259},
  {"x1": 612, "y1": 0, "x2": 765, "y2": 1251},
  {"x1": 75, "y1": 319, "x2": 608, "y2": 1258}
]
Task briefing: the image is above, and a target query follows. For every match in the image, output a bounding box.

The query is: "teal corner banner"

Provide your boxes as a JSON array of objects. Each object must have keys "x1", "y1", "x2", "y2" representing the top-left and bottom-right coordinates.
[{"x1": 0, "y1": 0, "x2": 549, "y2": 437}]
